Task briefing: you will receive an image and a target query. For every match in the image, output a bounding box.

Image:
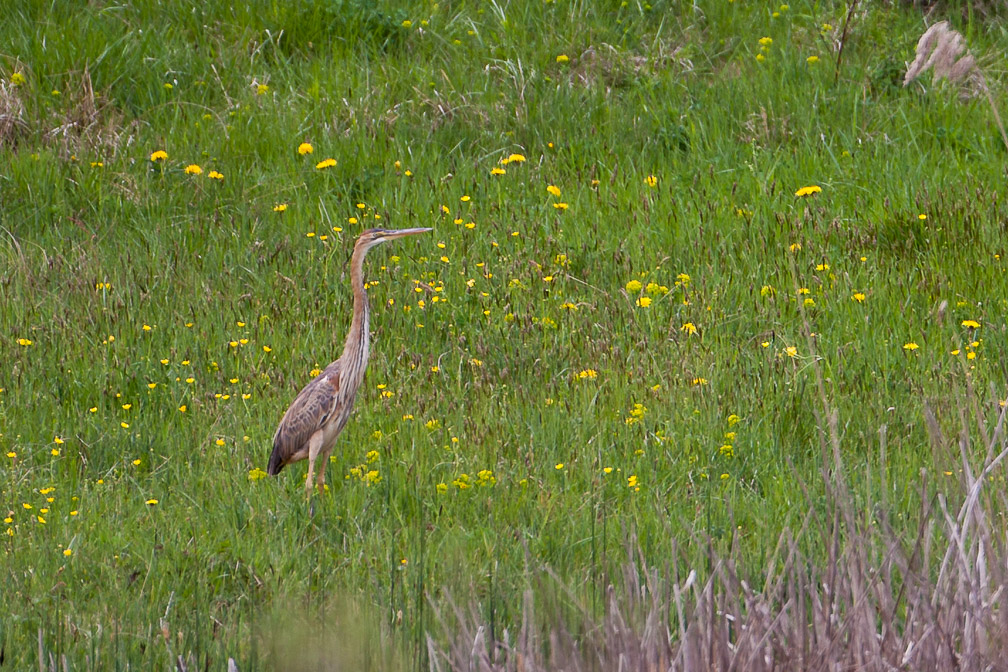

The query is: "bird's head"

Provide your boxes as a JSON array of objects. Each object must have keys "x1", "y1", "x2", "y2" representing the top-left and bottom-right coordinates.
[{"x1": 355, "y1": 227, "x2": 432, "y2": 253}]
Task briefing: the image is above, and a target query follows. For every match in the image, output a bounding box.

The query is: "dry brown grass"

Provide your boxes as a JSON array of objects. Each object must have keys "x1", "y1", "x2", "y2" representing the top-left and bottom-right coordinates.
[
  {"x1": 904, "y1": 21, "x2": 979, "y2": 90},
  {"x1": 0, "y1": 66, "x2": 134, "y2": 158},
  {"x1": 0, "y1": 77, "x2": 29, "y2": 148},
  {"x1": 45, "y1": 68, "x2": 134, "y2": 160}
]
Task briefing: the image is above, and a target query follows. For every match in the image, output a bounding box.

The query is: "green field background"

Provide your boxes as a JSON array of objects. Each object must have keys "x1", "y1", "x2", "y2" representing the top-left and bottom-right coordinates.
[{"x1": 1, "y1": 0, "x2": 1006, "y2": 668}]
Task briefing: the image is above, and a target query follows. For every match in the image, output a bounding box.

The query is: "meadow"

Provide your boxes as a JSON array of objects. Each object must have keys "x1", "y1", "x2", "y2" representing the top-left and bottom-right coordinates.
[{"x1": 1, "y1": 0, "x2": 1007, "y2": 669}]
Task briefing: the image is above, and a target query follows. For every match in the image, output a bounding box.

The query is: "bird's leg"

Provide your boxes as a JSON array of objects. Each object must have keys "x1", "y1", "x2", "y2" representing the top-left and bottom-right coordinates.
[
  {"x1": 315, "y1": 455, "x2": 329, "y2": 498},
  {"x1": 304, "y1": 433, "x2": 324, "y2": 499}
]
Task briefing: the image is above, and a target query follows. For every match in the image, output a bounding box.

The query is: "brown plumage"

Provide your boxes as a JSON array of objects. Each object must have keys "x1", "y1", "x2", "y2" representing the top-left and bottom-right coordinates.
[{"x1": 267, "y1": 227, "x2": 431, "y2": 496}]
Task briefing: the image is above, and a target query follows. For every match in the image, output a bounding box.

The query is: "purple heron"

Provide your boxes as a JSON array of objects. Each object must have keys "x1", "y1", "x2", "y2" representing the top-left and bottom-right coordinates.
[{"x1": 267, "y1": 227, "x2": 431, "y2": 496}]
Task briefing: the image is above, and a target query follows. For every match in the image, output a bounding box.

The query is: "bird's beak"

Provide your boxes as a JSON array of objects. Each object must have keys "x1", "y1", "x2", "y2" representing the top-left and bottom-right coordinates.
[{"x1": 382, "y1": 227, "x2": 433, "y2": 239}]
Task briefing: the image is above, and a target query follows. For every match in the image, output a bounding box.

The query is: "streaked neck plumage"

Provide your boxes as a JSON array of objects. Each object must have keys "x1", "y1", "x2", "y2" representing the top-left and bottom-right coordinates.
[{"x1": 340, "y1": 241, "x2": 373, "y2": 387}]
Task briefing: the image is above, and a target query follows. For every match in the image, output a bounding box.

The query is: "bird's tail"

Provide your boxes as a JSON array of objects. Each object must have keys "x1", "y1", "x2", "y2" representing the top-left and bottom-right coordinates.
[{"x1": 266, "y1": 443, "x2": 285, "y2": 475}]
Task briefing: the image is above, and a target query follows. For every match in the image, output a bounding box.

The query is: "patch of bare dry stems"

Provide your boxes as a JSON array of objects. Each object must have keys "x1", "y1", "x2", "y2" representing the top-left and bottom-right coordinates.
[{"x1": 0, "y1": 66, "x2": 133, "y2": 158}]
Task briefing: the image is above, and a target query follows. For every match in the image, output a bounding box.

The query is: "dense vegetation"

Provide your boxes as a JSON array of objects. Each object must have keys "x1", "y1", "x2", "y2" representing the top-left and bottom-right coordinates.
[{"x1": 1, "y1": 1, "x2": 1006, "y2": 668}]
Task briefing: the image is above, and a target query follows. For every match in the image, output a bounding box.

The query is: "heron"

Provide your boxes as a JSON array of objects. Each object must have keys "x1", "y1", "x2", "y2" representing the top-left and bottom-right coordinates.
[{"x1": 267, "y1": 226, "x2": 432, "y2": 498}]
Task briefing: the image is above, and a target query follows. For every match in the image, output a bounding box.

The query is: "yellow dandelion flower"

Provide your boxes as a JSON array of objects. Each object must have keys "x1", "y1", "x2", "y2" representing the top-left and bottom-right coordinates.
[
  {"x1": 794, "y1": 185, "x2": 821, "y2": 197},
  {"x1": 547, "y1": 185, "x2": 562, "y2": 197},
  {"x1": 184, "y1": 164, "x2": 202, "y2": 175},
  {"x1": 852, "y1": 292, "x2": 866, "y2": 303},
  {"x1": 298, "y1": 142, "x2": 314, "y2": 155},
  {"x1": 785, "y1": 346, "x2": 798, "y2": 358},
  {"x1": 681, "y1": 322, "x2": 697, "y2": 335},
  {"x1": 315, "y1": 158, "x2": 337, "y2": 170},
  {"x1": 961, "y1": 320, "x2": 980, "y2": 329},
  {"x1": 626, "y1": 279, "x2": 643, "y2": 292},
  {"x1": 208, "y1": 170, "x2": 223, "y2": 180},
  {"x1": 903, "y1": 342, "x2": 919, "y2": 351},
  {"x1": 150, "y1": 150, "x2": 168, "y2": 162},
  {"x1": 490, "y1": 167, "x2": 506, "y2": 175},
  {"x1": 807, "y1": 55, "x2": 819, "y2": 64},
  {"x1": 556, "y1": 54, "x2": 569, "y2": 63},
  {"x1": 645, "y1": 175, "x2": 658, "y2": 187},
  {"x1": 636, "y1": 296, "x2": 652, "y2": 307},
  {"x1": 273, "y1": 203, "x2": 287, "y2": 212},
  {"x1": 145, "y1": 499, "x2": 158, "y2": 506}
]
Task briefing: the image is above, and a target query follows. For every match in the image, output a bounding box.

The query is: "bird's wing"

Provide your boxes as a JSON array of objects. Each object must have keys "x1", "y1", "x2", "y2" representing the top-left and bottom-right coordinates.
[{"x1": 269, "y1": 364, "x2": 341, "y2": 470}]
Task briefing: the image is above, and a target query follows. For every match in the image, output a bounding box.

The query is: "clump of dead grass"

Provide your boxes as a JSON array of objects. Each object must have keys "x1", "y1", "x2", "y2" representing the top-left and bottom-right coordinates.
[
  {"x1": 0, "y1": 77, "x2": 29, "y2": 147},
  {"x1": 45, "y1": 68, "x2": 134, "y2": 160},
  {"x1": 0, "y1": 65, "x2": 134, "y2": 158},
  {"x1": 904, "y1": 21, "x2": 1008, "y2": 152}
]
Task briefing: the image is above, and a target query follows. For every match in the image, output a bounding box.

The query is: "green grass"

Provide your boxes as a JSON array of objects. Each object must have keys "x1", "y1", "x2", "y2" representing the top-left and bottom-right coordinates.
[{"x1": 2, "y1": 0, "x2": 1007, "y2": 668}]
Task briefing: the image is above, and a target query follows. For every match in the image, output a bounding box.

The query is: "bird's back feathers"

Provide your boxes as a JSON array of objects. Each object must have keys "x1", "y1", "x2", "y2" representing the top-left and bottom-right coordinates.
[{"x1": 267, "y1": 364, "x2": 341, "y2": 475}]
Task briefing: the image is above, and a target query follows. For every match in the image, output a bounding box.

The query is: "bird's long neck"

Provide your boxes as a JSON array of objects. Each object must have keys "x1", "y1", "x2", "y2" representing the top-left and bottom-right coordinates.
[{"x1": 340, "y1": 244, "x2": 371, "y2": 385}]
